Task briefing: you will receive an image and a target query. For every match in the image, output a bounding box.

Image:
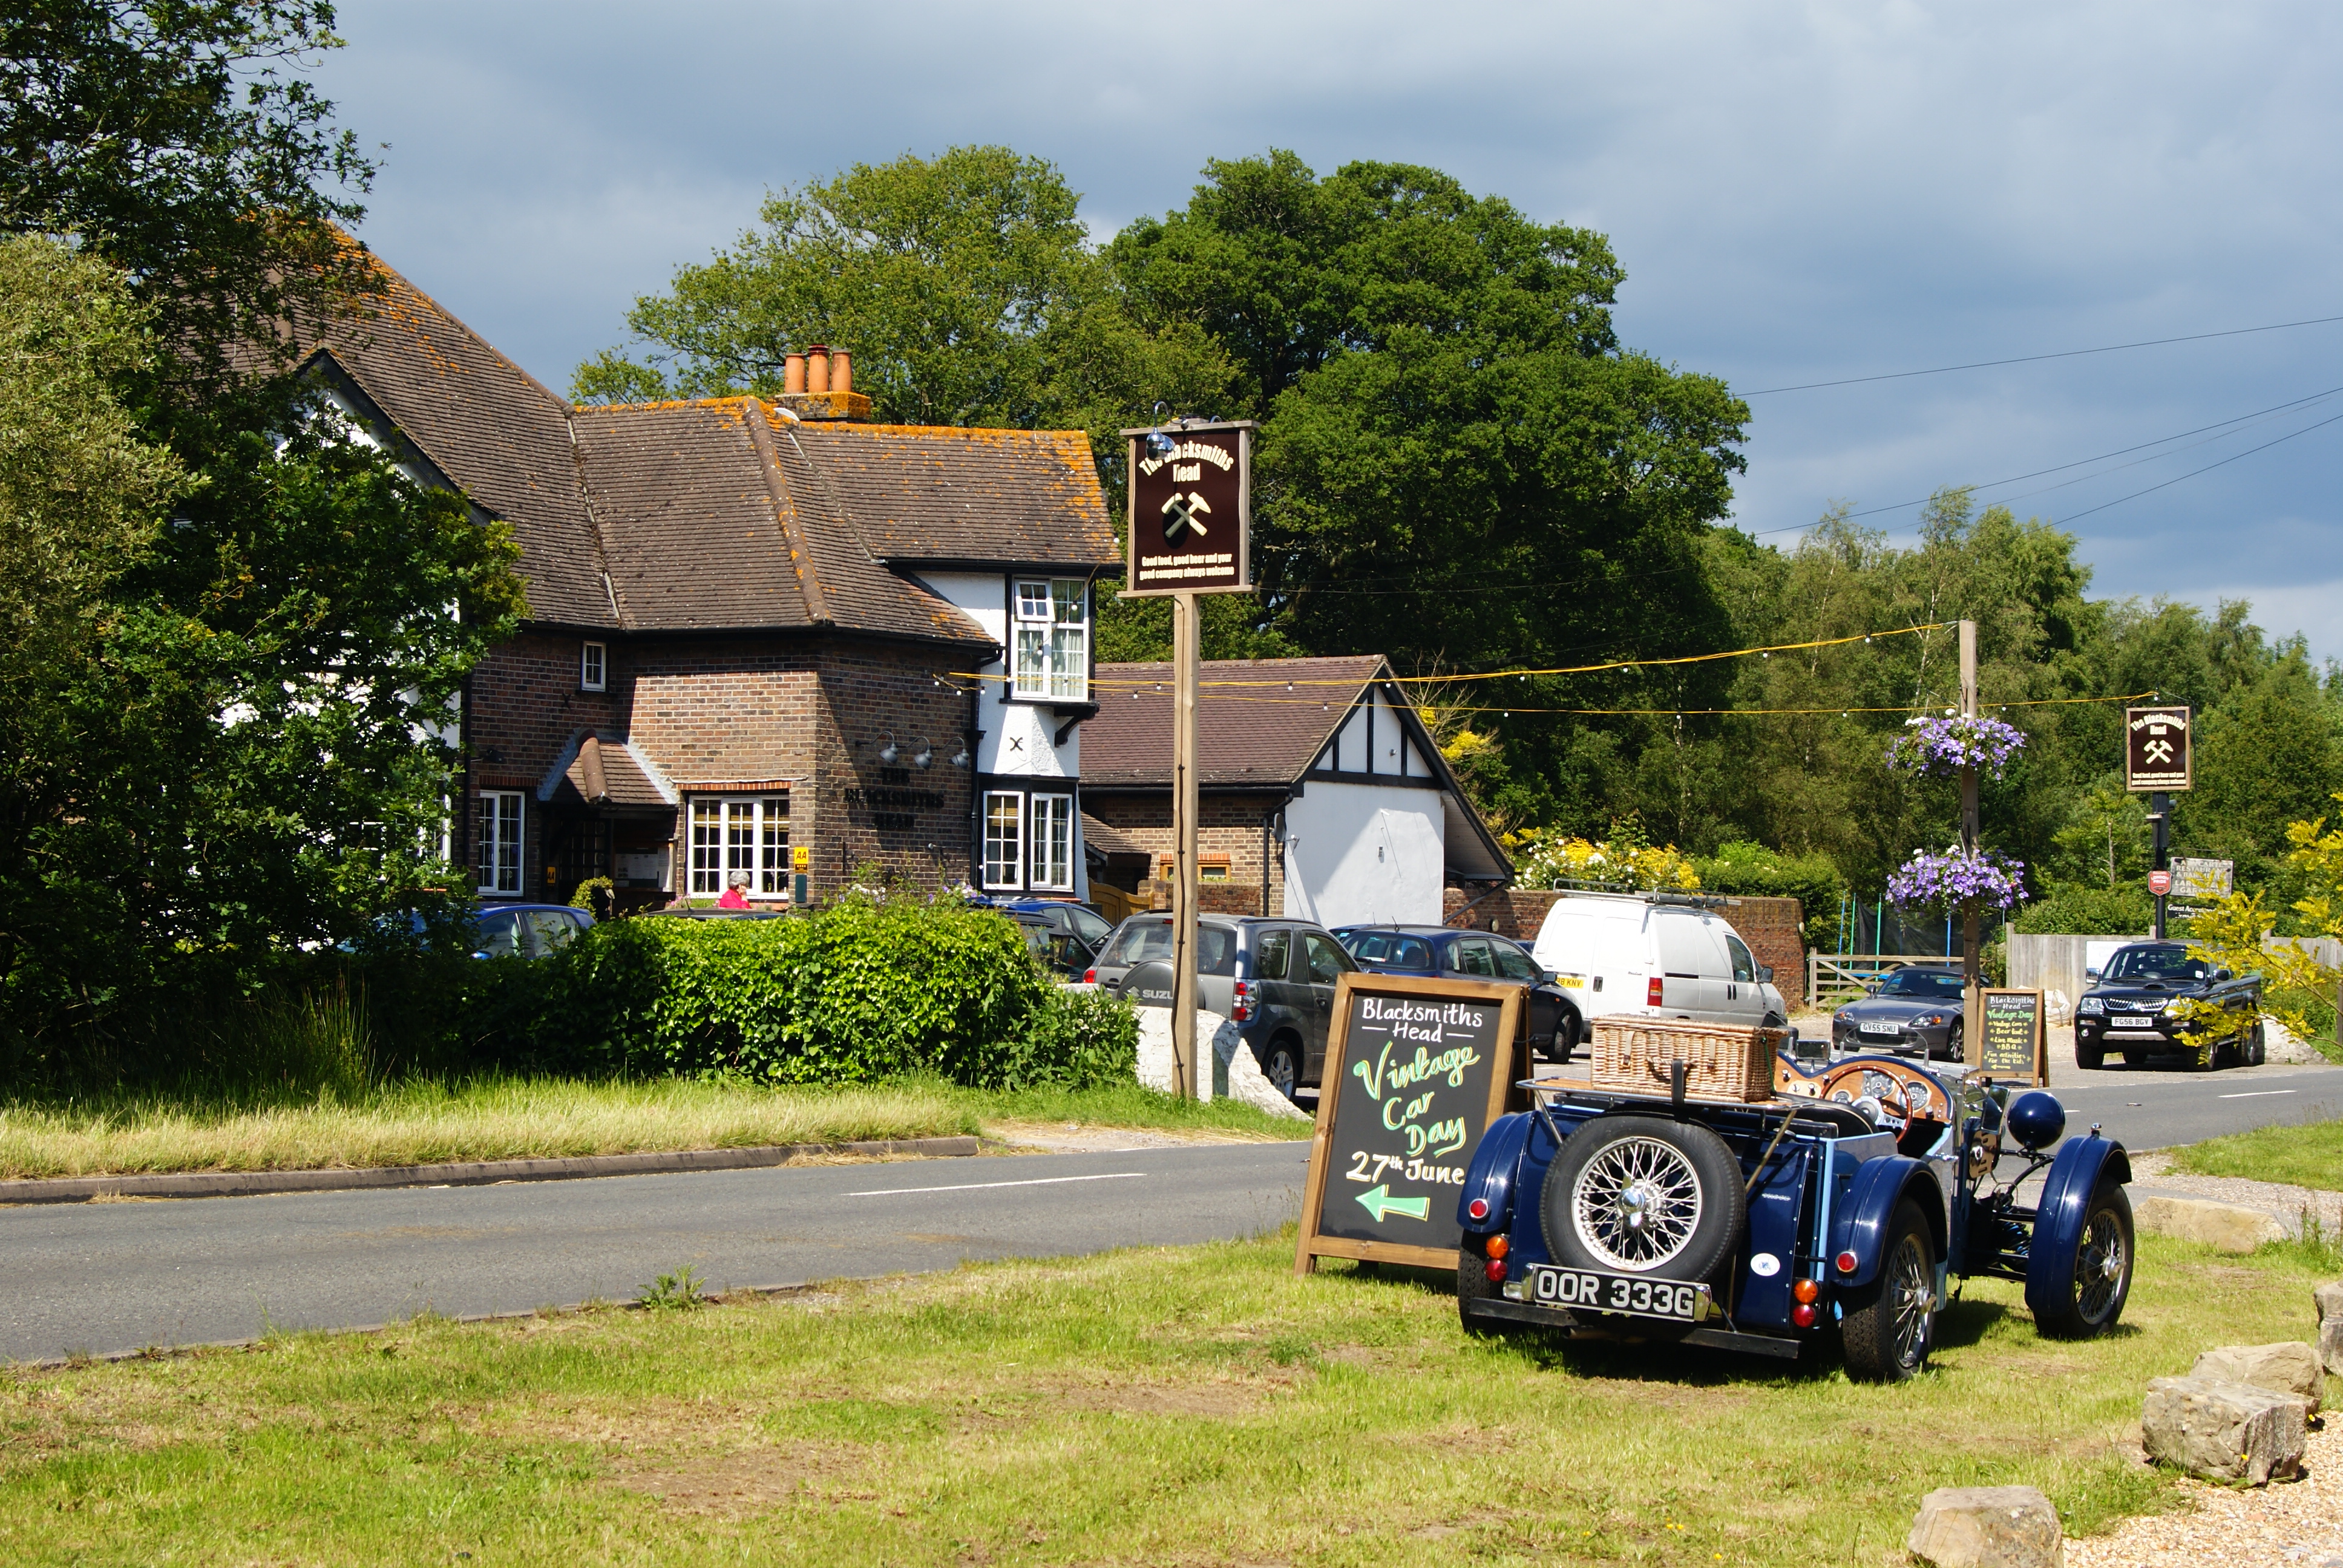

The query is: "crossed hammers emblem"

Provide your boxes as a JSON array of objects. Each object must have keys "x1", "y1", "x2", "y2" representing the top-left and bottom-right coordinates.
[{"x1": 1161, "y1": 491, "x2": 1211, "y2": 543}]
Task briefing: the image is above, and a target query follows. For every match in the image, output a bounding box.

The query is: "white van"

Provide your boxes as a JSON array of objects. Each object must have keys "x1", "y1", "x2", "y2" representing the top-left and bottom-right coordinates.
[{"x1": 1528, "y1": 892, "x2": 1786, "y2": 1043}]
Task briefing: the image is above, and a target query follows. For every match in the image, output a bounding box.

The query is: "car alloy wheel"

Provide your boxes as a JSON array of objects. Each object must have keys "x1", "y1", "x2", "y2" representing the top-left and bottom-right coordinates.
[
  {"x1": 1259, "y1": 1040, "x2": 1302, "y2": 1101},
  {"x1": 1570, "y1": 1135, "x2": 1705, "y2": 1272}
]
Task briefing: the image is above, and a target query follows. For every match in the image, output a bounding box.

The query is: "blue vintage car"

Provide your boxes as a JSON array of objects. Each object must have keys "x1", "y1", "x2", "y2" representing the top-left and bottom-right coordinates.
[{"x1": 1455, "y1": 1054, "x2": 2134, "y2": 1380}]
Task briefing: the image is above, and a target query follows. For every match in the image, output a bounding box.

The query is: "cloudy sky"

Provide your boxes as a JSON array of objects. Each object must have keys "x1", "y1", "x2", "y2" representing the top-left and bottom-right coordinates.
[{"x1": 312, "y1": 1, "x2": 2342, "y2": 661}]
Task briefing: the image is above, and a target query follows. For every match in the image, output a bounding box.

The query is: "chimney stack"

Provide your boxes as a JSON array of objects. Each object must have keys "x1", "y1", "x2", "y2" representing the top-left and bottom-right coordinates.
[{"x1": 773, "y1": 344, "x2": 870, "y2": 421}]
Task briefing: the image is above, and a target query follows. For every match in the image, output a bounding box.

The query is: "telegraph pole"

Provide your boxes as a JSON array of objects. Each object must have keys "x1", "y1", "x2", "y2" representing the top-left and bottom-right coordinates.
[
  {"x1": 1959, "y1": 619, "x2": 1982, "y2": 1065},
  {"x1": 1170, "y1": 590, "x2": 1201, "y2": 1098}
]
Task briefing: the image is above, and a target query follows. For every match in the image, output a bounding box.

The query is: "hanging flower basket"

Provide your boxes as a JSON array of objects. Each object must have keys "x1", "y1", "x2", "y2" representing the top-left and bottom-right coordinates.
[
  {"x1": 1884, "y1": 714, "x2": 2027, "y2": 781},
  {"x1": 1886, "y1": 848, "x2": 2028, "y2": 913}
]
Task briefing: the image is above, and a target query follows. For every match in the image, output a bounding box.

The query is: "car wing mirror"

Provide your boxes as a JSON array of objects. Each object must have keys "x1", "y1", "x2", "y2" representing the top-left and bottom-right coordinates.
[
  {"x1": 2212, "y1": 968, "x2": 2232, "y2": 984},
  {"x1": 1756, "y1": 964, "x2": 1775, "y2": 984}
]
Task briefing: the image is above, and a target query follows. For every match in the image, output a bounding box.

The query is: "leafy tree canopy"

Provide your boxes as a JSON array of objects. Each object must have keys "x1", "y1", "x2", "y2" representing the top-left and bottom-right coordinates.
[{"x1": 0, "y1": 1, "x2": 379, "y2": 393}]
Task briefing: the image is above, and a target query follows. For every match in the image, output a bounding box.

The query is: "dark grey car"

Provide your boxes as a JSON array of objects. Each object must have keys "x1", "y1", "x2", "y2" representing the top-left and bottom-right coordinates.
[
  {"x1": 1829, "y1": 965, "x2": 1968, "y2": 1060},
  {"x1": 1087, "y1": 913, "x2": 1355, "y2": 1099}
]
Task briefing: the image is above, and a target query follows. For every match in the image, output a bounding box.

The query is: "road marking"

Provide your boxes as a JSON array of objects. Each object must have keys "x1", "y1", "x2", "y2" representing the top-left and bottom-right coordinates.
[
  {"x1": 847, "y1": 1172, "x2": 1149, "y2": 1197},
  {"x1": 2217, "y1": 1090, "x2": 2297, "y2": 1099}
]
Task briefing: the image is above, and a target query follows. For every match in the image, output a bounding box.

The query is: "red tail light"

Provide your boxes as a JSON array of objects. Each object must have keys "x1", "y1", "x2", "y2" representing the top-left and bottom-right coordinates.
[
  {"x1": 1231, "y1": 979, "x2": 1253, "y2": 1022},
  {"x1": 1835, "y1": 1250, "x2": 1858, "y2": 1274},
  {"x1": 1083, "y1": 967, "x2": 1097, "y2": 985},
  {"x1": 1791, "y1": 1302, "x2": 1819, "y2": 1328},
  {"x1": 1485, "y1": 1259, "x2": 1507, "y2": 1283},
  {"x1": 1647, "y1": 976, "x2": 1664, "y2": 1007},
  {"x1": 1467, "y1": 1198, "x2": 1489, "y2": 1221}
]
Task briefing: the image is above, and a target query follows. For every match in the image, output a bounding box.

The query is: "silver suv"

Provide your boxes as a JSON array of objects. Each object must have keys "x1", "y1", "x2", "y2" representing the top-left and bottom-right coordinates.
[{"x1": 1088, "y1": 913, "x2": 1356, "y2": 1099}]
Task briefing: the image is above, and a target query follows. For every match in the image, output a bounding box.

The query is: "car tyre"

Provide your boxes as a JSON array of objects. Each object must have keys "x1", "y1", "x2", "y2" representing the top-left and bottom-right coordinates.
[
  {"x1": 2246, "y1": 1019, "x2": 2267, "y2": 1067},
  {"x1": 1257, "y1": 1037, "x2": 1303, "y2": 1102},
  {"x1": 1539, "y1": 1117, "x2": 1745, "y2": 1287},
  {"x1": 2035, "y1": 1180, "x2": 2134, "y2": 1340},
  {"x1": 2076, "y1": 1039, "x2": 2105, "y2": 1071},
  {"x1": 1939, "y1": 1020, "x2": 1964, "y2": 1063},
  {"x1": 1840, "y1": 1200, "x2": 1936, "y2": 1382},
  {"x1": 1457, "y1": 1238, "x2": 1524, "y2": 1338},
  {"x1": 1553, "y1": 1007, "x2": 1582, "y2": 1063}
]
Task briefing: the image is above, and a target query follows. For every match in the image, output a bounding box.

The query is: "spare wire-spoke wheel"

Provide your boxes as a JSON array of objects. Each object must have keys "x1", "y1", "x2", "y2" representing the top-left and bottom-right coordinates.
[{"x1": 1539, "y1": 1117, "x2": 1745, "y2": 1285}]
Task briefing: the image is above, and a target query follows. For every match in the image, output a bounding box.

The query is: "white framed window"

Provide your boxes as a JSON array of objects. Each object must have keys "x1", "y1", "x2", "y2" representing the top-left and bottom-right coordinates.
[
  {"x1": 1030, "y1": 794, "x2": 1075, "y2": 891},
  {"x1": 1011, "y1": 578, "x2": 1087, "y2": 701},
  {"x1": 687, "y1": 795, "x2": 788, "y2": 897},
  {"x1": 476, "y1": 791, "x2": 523, "y2": 895},
  {"x1": 581, "y1": 641, "x2": 606, "y2": 691},
  {"x1": 982, "y1": 791, "x2": 1024, "y2": 889}
]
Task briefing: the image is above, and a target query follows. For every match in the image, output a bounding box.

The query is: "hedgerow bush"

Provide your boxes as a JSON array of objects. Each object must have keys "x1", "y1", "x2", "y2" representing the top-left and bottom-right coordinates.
[{"x1": 489, "y1": 895, "x2": 1136, "y2": 1090}]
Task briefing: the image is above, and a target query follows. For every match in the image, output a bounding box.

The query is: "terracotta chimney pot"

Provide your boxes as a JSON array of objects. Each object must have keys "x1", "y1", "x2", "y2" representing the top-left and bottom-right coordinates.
[
  {"x1": 783, "y1": 351, "x2": 806, "y2": 394},
  {"x1": 805, "y1": 345, "x2": 830, "y2": 394},
  {"x1": 830, "y1": 349, "x2": 851, "y2": 394}
]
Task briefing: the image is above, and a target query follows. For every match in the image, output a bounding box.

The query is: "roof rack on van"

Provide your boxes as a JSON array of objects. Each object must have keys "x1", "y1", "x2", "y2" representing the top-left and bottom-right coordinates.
[
  {"x1": 1645, "y1": 891, "x2": 1729, "y2": 910},
  {"x1": 1540, "y1": 879, "x2": 1728, "y2": 910}
]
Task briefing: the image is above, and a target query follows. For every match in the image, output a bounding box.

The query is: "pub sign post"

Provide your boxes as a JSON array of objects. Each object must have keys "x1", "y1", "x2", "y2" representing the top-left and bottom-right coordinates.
[
  {"x1": 1119, "y1": 419, "x2": 1257, "y2": 1099},
  {"x1": 2125, "y1": 705, "x2": 2191, "y2": 939}
]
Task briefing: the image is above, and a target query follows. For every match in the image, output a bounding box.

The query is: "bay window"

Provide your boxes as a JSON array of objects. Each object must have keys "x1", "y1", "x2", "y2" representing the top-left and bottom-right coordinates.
[
  {"x1": 687, "y1": 795, "x2": 788, "y2": 897},
  {"x1": 1011, "y1": 578, "x2": 1087, "y2": 701}
]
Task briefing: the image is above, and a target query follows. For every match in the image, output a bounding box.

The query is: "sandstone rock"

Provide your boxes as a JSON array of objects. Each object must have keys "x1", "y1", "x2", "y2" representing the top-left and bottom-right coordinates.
[
  {"x1": 1906, "y1": 1485, "x2": 2064, "y2": 1568},
  {"x1": 2140, "y1": 1376, "x2": 2307, "y2": 1484},
  {"x1": 2132, "y1": 1194, "x2": 2286, "y2": 1252},
  {"x1": 2316, "y1": 1281, "x2": 2343, "y2": 1323},
  {"x1": 2321, "y1": 1315, "x2": 2343, "y2": 1378},
  {"x1": 2189, "y1": 1342, "x2": 2324, "y2": 1414},
  {"x1": 2259, "y1": 1014, "x2": 2329, "y2": 1065}
]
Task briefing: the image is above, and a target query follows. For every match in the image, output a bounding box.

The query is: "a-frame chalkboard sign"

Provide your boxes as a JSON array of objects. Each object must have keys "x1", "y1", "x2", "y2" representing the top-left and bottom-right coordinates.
[{"x1": 1294, "y1": 973, "x2": 1526, "y2": 1275}]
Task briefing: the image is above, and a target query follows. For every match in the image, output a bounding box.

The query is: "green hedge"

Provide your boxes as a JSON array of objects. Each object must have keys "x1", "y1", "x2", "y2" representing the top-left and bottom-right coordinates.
[
  {"x1": 488, "y1": 896, "x2": 1136, "y2": 1090},
  {"x1": 1693, "y1": 844, "x2": 1849, "y2": 951}
]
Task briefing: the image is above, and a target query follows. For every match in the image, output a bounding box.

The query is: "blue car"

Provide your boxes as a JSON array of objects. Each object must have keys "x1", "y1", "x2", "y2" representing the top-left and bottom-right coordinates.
[
  {"x1": 1456, "y1": 1052, "x2": 2134, "y2": 1380},
  {"x1": 1334, "y1": 924, "x2": 1577, "y2": 1060}
]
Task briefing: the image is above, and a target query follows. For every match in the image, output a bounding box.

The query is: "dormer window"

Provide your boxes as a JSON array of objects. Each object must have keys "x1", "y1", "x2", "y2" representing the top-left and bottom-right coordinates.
[
  {"x1": 1012, "y1": 579, "x2": 1086, "y2": 701},
  {"x1": 581, "y1": 641, "x2": 607, "y2": 692}
]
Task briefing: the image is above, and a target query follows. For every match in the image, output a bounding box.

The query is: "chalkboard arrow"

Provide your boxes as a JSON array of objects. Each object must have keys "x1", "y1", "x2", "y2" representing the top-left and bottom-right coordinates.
[{"x1": 1355, "y1": 1184, "x2": 1430, "y2": 1223}]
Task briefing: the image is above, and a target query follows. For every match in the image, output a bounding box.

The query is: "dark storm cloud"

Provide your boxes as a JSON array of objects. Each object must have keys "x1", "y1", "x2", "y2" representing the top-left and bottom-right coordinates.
[{"x1": 312, "y1": 1, "x2": 2343, "y2": 657}]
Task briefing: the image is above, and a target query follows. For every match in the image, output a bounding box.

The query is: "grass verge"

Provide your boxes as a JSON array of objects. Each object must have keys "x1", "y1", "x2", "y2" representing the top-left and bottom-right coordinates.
[
  {"x1": 0, "y1": 1229, "x2": 2330, "y2": 1565},
  {"x1": 2169, "y1": 1112, "x2": 2343, "y2": 1191},
  {"x1": 0, "y1": 1074, "x2": 1308, "y2": 1181}
]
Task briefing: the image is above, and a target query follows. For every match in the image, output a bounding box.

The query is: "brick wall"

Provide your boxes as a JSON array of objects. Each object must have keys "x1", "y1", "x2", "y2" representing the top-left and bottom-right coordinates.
[
  {"x1": 1082, "y1": 791, "x2": 1287, "y2": 915},
  {"x1": 1441, "y1": 887, "x2": 1806, "y2": 996},
  {"x1": 464, "y1": 630, "x2": 629, "y2": 893},
  {"x1": 808, "y1": 642, "x2": 976, "y2": 900}
]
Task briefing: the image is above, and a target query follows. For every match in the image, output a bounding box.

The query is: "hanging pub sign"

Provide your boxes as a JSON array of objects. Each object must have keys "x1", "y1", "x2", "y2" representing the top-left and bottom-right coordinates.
[
  {"x1": 2123, "y1": 705, "x2": 2192, "y2": 792},
  {"x1": 1294, "y1": 973, "x2": 1526, "y2": 1275},
  {"x1": 1119, "y1": 419, "x2": 1254, "y2": 598}
]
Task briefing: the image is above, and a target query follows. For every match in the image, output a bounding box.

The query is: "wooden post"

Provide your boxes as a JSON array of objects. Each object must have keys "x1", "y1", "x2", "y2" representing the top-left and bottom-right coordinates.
[
  {"x1": 1959, "y1": 618, "x2": 1982, "y2": 1065},
  {"x1": 1170, "y1": 590, "x2": 1201, "y2": 1099}
]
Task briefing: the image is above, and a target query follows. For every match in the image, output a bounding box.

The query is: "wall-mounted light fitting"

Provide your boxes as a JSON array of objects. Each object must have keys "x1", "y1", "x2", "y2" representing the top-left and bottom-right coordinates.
[
  {"x1": 911, "y1": 736, "x2": 933, "y2": 769},
  {"x1": 878, "y1": 733, "x2": 900, "y2": 765}
]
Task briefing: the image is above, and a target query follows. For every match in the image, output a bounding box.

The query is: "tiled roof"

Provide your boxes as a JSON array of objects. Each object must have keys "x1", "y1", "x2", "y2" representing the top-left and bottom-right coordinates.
[
  {"x1": 1080, "y1": 813, "x2": 1149, "y2": 856},
  {"x1": 558, "y1": 735, "x2": 672, "y2": 809},
  {"x1": 309, "y1": 256, "x2": 1110, "y2": 639},
  {"x1": 1081, "y1": 656, "x2": 1388, "y2": 786}
]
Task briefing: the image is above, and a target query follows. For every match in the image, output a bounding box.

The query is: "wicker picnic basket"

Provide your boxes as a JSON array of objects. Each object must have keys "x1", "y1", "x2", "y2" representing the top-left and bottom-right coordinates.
[{"x1": 1589, "y1": 1019, "x2": 1792, "y2": 1103}]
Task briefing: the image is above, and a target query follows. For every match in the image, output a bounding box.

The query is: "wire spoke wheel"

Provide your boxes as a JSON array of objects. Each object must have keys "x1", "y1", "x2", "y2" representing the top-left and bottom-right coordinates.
[
  {"x1": 2073, "y1": 1205, "x2": 2129, "y2": 1327},
  {"x1": 1886, "y1": 1233, "x2": 1933, "y2": 1370},
  {"x1": 1570, "y1": 1135, "x2": 1705, "y2": 1272}
]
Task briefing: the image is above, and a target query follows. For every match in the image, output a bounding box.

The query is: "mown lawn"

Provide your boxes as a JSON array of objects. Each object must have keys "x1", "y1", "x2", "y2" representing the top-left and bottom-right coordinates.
[
  {"x1": 2171, "y1": 1113, "x2": 2343, "y2": 1191},
  {"x1": 2, "y1": 1228, "x2": 2333, "y2": 1566},
  {"x1": 0, "y1": 1076, "x2": 1306, "y2": 1181}
]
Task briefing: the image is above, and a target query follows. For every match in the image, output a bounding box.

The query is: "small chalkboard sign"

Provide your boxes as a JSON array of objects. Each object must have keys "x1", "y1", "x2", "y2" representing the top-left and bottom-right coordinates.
[
  {"x1": 1978, "y1": 987, "x2": 2046, "y2": 1085},
  {"x1": 1294, "y1": 974, "x2": 1524, "y2": 1275}
]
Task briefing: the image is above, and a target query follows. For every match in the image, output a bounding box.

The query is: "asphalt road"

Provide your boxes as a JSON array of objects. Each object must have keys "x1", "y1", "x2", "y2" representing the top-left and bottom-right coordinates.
[
  {"x1": 0, "y1": 1142, "x2": 1312, "y2": 1366},
  {"x1": 5, "y1": 1057, "x2": 2332, "y2": 1367}
]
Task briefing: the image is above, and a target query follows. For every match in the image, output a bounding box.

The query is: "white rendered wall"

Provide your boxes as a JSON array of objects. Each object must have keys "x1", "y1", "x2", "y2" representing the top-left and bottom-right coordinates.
[
  {"x1": 918, "y1": 571, "x2": 1078, "y2": 783},
  {"x1": 1282, "y1": 782, "x2": 1446, "y2": 927}
]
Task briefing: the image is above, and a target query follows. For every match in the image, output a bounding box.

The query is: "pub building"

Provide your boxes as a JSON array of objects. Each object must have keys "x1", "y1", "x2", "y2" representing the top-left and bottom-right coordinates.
[{"x1": 309, "y1": 255, "x2": 1115, "y2": 906}]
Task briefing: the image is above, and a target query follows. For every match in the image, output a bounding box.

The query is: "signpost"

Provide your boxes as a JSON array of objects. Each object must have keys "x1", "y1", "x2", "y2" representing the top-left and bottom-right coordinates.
[
  {"x1": 1295, "y1": 974, "x2": 1525, "y2": 1274},
  {"x1": 1977, "y1": 987, "x2": 2047, "y2": 1085},
  {"x1": 1120, "y1": 419, "x2": 1256, "y2": 1097},
  {"x1": 2124, "y1": 705, "x2": 2192, "y2": 939}
]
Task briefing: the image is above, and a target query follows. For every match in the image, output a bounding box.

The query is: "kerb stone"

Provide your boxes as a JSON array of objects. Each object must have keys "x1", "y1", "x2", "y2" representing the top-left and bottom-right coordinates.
[
  {"x1": 2140, "y1": 1376, "x2": 2308, "y2": 1484},
  {"x1": 2131, "y1": 1195, "x2": 2286, "y2": 1252},
  {"x1": 2189, "y1": 1342, "x2": 2324, "y2": 1414},
  {"x1": 1906, "y1": 1485, "x2": 2063, "y2": 1568}
]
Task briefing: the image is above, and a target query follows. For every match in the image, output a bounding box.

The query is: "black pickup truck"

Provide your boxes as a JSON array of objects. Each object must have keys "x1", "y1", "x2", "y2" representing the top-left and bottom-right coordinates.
[{"x1": 2074, "y1": 941, "x2": 2264, "y2": 1070}]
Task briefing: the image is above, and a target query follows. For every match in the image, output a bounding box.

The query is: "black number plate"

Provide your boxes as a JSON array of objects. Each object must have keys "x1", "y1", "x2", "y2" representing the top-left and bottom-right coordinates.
[{"x1": 1524, "y1": 1264, "x2": 1709, "y2": 1322}]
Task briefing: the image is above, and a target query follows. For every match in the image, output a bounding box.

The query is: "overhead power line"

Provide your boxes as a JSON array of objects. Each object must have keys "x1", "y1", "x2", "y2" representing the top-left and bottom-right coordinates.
[{"x1": 1743, "y1": 312, "x2": 2343, "y2": 396}]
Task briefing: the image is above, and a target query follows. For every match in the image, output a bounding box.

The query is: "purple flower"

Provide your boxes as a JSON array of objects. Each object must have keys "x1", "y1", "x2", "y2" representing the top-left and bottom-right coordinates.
[
  {"x1": 1884, "y1": 715, "x2": 2027, "y2": 782},
  {"x1": 1886, "y1": 848, "x2": 2028, "y2": 912}
]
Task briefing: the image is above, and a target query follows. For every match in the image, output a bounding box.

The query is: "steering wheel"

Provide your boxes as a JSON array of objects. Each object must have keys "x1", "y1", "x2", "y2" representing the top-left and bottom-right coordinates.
[{"x1": 1814, "y1": 1059, "x2": 1953, "y2": 1132}]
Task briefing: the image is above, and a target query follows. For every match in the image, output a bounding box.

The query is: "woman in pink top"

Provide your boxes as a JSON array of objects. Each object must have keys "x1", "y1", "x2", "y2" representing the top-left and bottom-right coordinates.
[{"x1": 716, "y1": 871, "x2": 752, "y2": 909}]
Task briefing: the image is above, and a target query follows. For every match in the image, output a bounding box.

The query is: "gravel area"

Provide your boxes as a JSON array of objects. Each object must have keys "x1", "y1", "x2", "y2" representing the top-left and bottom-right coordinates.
[
  {"x1": 2067, "y1": 1414, "x2": 2342, "y2": 1567},
  {"x1": 2128, "y1": 1151, "x2": 2343, "y2": 1239}
]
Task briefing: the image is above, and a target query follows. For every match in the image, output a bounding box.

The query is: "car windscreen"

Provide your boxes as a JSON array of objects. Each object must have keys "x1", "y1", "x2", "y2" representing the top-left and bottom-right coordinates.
[
  {"x1": 2103, "y1": 946, "x2": 2206, "y2": 982},
  {"x1": 1876, "y1": 970, "x2": 1965, "y2": 998},
  {"x1": 1345, "y1": 932, "x2": 1432, "y2": 967},
  {"x1": 1101, "y1": 921, "x2": 1236, "y2": 975}
]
